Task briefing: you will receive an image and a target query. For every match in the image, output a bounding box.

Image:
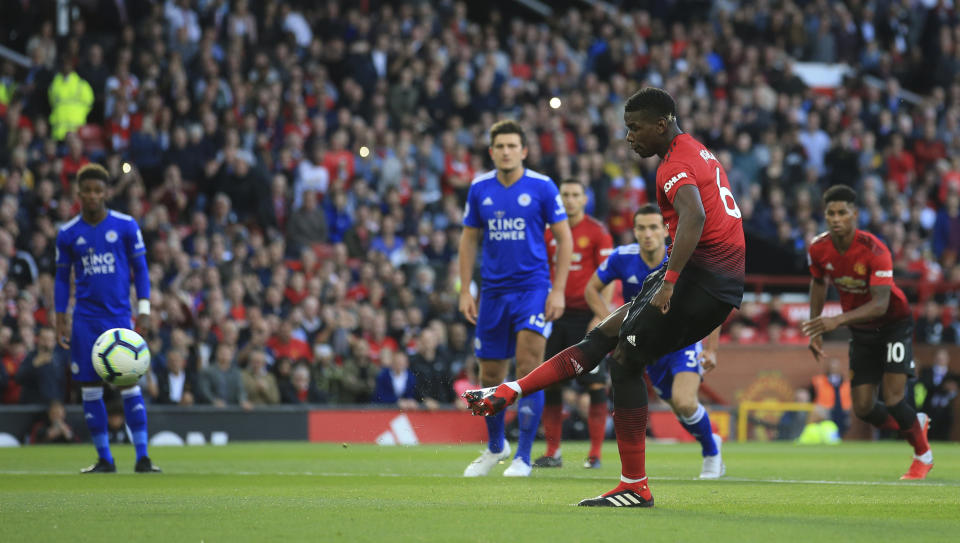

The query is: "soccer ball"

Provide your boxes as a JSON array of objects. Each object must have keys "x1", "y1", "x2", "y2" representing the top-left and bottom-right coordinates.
[{"x1": 91, "y1": 328, "x2": 151, "y2": 386}]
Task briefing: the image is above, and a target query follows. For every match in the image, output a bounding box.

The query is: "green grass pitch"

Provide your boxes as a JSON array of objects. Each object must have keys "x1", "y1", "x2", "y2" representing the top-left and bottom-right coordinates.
[{"x1": 1, "y1": 440, "x2": 958, "y2": 542}]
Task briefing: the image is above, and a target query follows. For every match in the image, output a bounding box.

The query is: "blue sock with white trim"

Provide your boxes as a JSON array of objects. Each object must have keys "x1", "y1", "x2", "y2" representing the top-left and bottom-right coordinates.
[
  {"x1": 485, "y1": 410, "x2": 506, "y2": 453},
  {"x1": 81, "y1": 387, "x2": 114, "y2": 464},
  {"x1": 515, "y1": 390, "x2": 544, "y2": 465},
  {"x1": 122, "y1": 386, "x2": 149, "y2": 461},
  {"x1": 680, "y1": 404, "x2": 718, "y2": 457}
]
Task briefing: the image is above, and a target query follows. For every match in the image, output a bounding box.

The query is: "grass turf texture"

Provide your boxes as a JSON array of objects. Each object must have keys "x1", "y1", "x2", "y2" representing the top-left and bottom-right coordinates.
[{"x1": 1, "y1": 441, "x2": 958, "y2": 542}]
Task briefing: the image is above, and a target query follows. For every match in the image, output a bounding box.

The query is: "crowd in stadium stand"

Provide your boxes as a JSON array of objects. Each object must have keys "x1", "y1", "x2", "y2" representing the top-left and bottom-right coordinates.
[{"x1": 1, "y1": 0, "x2": 960, "y2": 408}]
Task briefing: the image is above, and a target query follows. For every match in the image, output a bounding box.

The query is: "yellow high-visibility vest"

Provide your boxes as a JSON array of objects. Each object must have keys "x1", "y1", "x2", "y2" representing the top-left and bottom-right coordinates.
[{"x1": 48, "y1": 72, "x2": 94, "y2": 140}]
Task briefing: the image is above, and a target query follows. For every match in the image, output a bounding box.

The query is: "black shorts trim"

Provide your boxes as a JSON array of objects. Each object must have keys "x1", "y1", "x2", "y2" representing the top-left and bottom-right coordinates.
[{"x1": 849, "y1": 318, "x2": 915, "y2": 387}]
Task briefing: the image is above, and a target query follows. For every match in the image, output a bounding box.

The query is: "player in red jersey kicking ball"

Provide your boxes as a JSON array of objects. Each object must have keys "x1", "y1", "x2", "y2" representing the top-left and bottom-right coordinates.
[
  {"x1": 464, "y1": 87, "x2": 746, "y2": 507},
  {"x1": 802, "y1": 184, "x2": 932, "y2": 480}
]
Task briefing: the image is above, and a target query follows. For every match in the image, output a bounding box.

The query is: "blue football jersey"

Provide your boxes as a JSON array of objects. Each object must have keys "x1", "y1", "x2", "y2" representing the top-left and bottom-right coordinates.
[
  {"x1": 56, "y1": 210, "x2": 147, "y2": 317},
  {"x1": 463, "y1": 168, "x2": 566, "y2": 291},
  {"x1": 595, "y1": 243, "x2": 666, "y2": 302}
]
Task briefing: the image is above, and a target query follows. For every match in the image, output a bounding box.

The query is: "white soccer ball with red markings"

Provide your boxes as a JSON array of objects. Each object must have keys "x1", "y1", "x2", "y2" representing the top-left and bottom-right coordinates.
[{"x1": 91, "y1": 328, "x2": 151, "y2": 386}]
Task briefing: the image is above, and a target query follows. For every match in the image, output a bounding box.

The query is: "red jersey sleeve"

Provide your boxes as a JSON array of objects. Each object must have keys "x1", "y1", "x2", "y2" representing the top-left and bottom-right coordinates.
[
  {"x1": 657, "y1": 161, "x2": 697, "y2": 204},
  {"x1": 807, "y1": 245, "x2": 824, "y2": 279},
  {"x1": 594, "y1": 226, "x2": 613, "y2": 266},
  {"x1": 868, "y1": 244, "x2": 896, "y2": 287}
]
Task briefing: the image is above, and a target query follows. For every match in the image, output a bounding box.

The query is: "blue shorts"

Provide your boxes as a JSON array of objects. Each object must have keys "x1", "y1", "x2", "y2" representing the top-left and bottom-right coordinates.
[
  {"x1": 646, "y1": 341, "x2": 702, "y2": 400},
  {"x1": 71, "y1": 313, "x2": 133, "y2": 383},
  {"x1": 474, "y1": 288, "x2": 552, "y2": 360}
]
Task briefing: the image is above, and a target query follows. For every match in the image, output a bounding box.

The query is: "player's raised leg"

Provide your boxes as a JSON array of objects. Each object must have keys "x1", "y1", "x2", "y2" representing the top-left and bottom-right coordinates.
[{"x1": 462, "y1": 305, "x2": 626, "y2": 416}]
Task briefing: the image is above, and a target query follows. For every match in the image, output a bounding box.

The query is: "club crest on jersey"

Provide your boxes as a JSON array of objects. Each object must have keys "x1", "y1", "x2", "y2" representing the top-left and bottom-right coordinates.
[
  {"x1": 578, "y1": 236, "x2": 590, "y2": 248},
  {"x1": 700, "y1": 149, "x2": 717, "y2": 162},
  {"x1": 105, "y1": 230, "x2": 118, "y2": 243},
  {"x1": 854, "y1": 262, "x2": 866, "y2": 275},
  {"x1": 663, "y1": 172, "x2": 688, "y2": 194},
  {"x1": 518, "y1": 193, "x2": 531, "y2": 206}
]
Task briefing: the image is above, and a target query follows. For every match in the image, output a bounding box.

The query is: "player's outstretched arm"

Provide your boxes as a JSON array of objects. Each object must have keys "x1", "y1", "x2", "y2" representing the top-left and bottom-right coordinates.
[
  {"x1": 651, "y1": 185, "x2": 705, "y2": 313},
  {"x1": 457, "y1": 226, "x2": 481, "y2": 324}
]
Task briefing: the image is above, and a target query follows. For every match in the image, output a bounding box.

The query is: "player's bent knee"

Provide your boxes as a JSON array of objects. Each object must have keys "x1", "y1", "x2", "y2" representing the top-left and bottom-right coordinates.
[
  {"x1": 577, "y1": 328, "x2": 618, "y2": 363},
  {"x1": 882, "y1": 390, "x2": 905, "y2": 406},
  {"x1": 672, "y1": 398, "x2": 698, "y2": 418}
]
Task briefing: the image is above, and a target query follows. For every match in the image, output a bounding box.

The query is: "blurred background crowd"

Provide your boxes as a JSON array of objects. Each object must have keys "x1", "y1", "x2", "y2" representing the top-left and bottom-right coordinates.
[{"x1": 1, "y1": 0, "x2": 960, "y2": 412}]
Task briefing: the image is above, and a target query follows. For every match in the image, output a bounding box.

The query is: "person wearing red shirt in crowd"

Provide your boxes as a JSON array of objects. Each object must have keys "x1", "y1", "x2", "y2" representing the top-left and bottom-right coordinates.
[
  {"x1": 803, "y1": 184, "x2": 933, "y2": 480},
  {"x1": 885, "y1": 134, "x2": 915, "y2": 192},
  {"x1": 535, "y1": 179, "x2": 613, "y2": 469},
  {"x1": 267, "y1": 318, "x2": 312, "y2": 363},
  {"x1": 912, "y1": 124, "x2": 946, "y2": 178},
  {"x1": 464, "y1": 88, "x2": 745, "y2": 507},
  {"x1": 60, "y1": 133, "x2": 90, "y2": 191},
  {"x1": 323, "y1": 130, "x2": 355, "y2": 185}
]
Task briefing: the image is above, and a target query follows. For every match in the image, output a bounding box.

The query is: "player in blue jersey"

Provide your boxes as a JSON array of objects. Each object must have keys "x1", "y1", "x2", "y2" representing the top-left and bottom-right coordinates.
[
  {"x1": 584, "y1": 204, "x2": 724, "y2": 478},
  {"x1": 458, "y1": 120, "x2": 573, "y2": 477},
  {"x1": 55, "y1": 164, "x2": 160, "y2": 473}
]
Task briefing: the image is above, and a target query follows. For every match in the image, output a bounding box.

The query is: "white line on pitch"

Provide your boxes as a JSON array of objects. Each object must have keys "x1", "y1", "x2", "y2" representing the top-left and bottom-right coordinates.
[{"x1": 1, "y1": 470, "x2": 956, "y2": 487}]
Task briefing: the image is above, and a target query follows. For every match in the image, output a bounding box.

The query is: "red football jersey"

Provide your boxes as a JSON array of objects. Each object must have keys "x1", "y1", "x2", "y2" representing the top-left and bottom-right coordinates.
[
  {"x1": 655, "y1": 133, "x2": 746, "y2": 306},
  {"x1": 545, "y1": 215, "x2": 613, "y2": 310},
  {"x1": 807, "y1": 230, "x2": 911, "y2": 329}
]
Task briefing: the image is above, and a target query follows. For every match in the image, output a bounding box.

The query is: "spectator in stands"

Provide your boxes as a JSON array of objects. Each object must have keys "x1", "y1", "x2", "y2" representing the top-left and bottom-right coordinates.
[
  {"x1": 286, "y1": 189, "x2": 328, "y2": 253},
  {"x1": 280, "y1": 362, "x2": 326, "y2": 404},
  {"x1": 916, "y1": 300, "x2": 957, "y2": 345},
  {"x1": 29, "y1": 400, "x2": 78, "y2": 444},
  {"x1": 150, "y1": 349, "x2": 195, "y2": 406},
  {"x1": 47, "y1": 55, "x2": 93, "y2": 141},
  {"x1": 918, "y1": 349, "x2": 959, "y2": 441},
  {"x1": 339, "y1": 340, "x2": 376, "y2": 404},
  {"x1": 15, "y1": 327, "x2": 66, "y2": 405},
  {"x1": 242, "y1": 350, "x2": 280, "y2": 406},
  {"x1": 409, "y1": 328, "x2": 453, "y2": 408},
  {"x1": 374, "y1": 349, "x2": 418, "y2": 410},
  {"x1": 811, "y1": 357, "x2": 853, "y2": 438},
  {"x1": 198, "y1": 343, "x2": 251, "y2": 410}
]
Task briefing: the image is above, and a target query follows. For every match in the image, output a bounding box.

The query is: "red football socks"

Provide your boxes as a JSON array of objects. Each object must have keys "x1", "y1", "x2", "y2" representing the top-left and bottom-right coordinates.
[
  {"x1": 542, "y1": 404, "x2": 563, "y2": 458},
  {"x1": 613, "y1": 406, "x2": 648, "y2": 481},
  {"x1": 517, "y1": 345, "x2": 585, "y2": 394},
  {"x1": 588, "y1": 402, "x2": 607, "y2": 459}
]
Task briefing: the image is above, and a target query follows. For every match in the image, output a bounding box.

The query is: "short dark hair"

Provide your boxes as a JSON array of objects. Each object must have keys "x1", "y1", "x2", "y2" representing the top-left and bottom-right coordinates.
[
  {"x1": 624, "y1": 87, "x2": 677, "y2": 121},
  {"x1": 823, "y1": 184, "x2": 857, "y2": 206},
  {"x1": 76, "y1": 163, "x2": 110, "y2": 185},
  {"x1": 634, "y1": 204, "x2": 662, "y2": 221},
  {"x1": 559, "y1": 178, "x2": 585, "y2": 192},
  {"x1": 489, "y1": 119, "x2": 527, "y2": 147}
]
